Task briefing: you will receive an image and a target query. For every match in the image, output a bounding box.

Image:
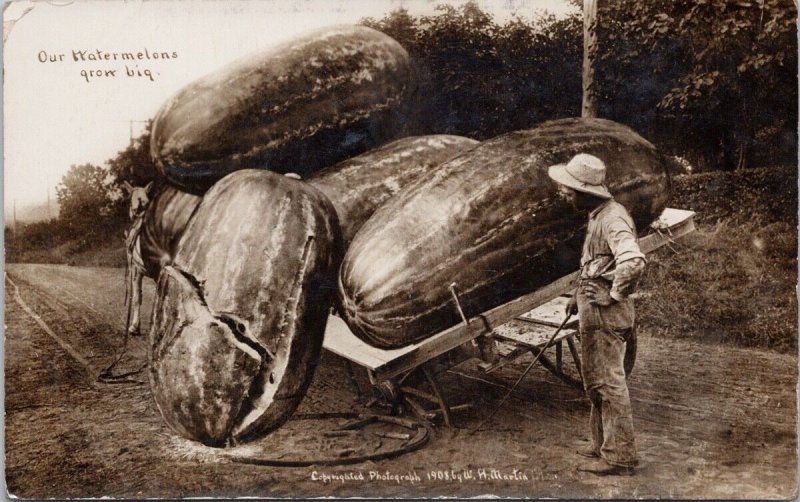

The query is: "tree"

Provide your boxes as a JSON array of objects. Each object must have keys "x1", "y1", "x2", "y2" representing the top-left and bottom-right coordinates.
[
  {"x1": 56, "y1": 163, "x2": 115, "y2": 241},
  {"x1": 106, "y1": 121, "x2": 159, "y2": 218},
  {"x1": 596, "y1": 0, "x2": 797, "y2": 170},
  {"x1": 107, "y1": 121, "x2": 157, "y2": 188},
  {"x1": 362, "y1": 3, "x2": 583, "y2": 139}
]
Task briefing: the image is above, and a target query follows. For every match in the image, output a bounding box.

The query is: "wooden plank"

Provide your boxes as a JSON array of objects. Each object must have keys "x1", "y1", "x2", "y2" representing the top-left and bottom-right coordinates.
[
  {"x1": 641, "y1": 211, "x2": 696, "y2": 254},
  {"x1": 477, "y1": 343, "x2": 529, "y2": 373},
  {"x1": 493, "y1": 323, "x2": 577, "y2": 347},
  {"x1": 653, "y1": 208, "x2": 696, "y2": 230},
  {"x1": 517, "y1": 296, "x2": 578, "y2": 328},
  {"x1": 371, "y1": 271, "x2": 580, "y2": 381},
  {"x1": 322, "y1": 315, "x2": 416, "y2": 371}
]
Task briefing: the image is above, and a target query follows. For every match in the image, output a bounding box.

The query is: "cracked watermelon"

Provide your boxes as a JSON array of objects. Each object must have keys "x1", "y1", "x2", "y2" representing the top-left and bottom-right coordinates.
[{"x1": 149, "y1": 170, "x2": 341, "y2": 446}]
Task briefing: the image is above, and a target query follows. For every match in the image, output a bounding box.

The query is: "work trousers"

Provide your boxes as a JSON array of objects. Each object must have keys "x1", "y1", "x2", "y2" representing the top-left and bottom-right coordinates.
[{"x1": 577, "y1": 280, "x2": 637, "y2": 467}]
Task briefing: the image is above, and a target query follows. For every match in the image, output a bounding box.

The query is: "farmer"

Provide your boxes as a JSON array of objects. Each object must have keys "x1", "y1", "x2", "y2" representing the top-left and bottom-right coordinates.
[{"x1": 548, "y1": 153, "x2": 646, "y2": 477}]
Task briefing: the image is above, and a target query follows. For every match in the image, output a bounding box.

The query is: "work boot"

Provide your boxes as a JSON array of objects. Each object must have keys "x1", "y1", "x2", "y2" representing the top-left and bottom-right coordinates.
[{"x1": 577, "y1": 458, "x2": 635, "y2": 477}]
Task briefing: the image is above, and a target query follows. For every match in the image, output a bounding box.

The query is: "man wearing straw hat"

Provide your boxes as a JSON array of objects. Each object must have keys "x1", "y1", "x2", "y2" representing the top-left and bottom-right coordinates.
[{"x1": 548, "y1": 153, "x2": 646, "y2": 477}]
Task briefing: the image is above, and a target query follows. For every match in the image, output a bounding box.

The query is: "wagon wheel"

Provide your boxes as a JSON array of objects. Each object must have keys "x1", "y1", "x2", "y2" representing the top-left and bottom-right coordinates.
[
  {"x1": 623, "y1": 327, "x2": 637, "y2": 377},
  {"x1": 534, "y1": 339, "x2": 584, "y2": 391}
]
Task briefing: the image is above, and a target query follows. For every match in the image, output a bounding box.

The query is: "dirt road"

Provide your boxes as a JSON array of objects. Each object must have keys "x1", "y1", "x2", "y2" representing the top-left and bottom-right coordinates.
[{"x1": 5, "y1": 263, "x2": 797, "y2": 498}]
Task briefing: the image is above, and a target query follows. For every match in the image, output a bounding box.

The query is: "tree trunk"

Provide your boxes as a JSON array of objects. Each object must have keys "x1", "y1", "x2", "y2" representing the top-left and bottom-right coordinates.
[
  {"x1": 582, "y1": 0, "x2": 598, "y2": 118},
  {"x1": 736, "y1": 139, "x2": 750, "y2": 170}
]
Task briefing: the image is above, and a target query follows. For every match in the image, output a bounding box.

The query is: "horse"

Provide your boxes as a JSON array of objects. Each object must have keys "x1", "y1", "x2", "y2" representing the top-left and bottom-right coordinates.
[
  {"x1": 122, "y1": 181, "x2": 153, "y2": 337},
  {"x1": 122, "y1": 180, "x2": 206, "y2": 336}
]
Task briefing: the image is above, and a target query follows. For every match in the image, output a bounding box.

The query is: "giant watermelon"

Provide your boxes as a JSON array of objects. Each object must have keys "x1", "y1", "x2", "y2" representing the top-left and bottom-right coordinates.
[
  {"x1": 139, "y1": 184, "x2": 201, "y2": 278},
  {"x1": 149, "y1": 170, "x2": 341, "y2": 446},
  {"x1": 308, "y1": 135, "x2": 479, "y2": 245},
  {"x1": 338, "y1": 118, "x2": 671, "y2": 349},
  {"x1": 151, "y1": 25, "x2": 413, "y2": 194}
]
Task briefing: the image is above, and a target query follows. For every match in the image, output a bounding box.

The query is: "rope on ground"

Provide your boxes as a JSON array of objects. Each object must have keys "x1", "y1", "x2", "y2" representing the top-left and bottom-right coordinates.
[
  {"x1": 96, "y1": 328, "x2": 147, "y2": 385},
  {"x1": 223, "y1": 412, "x2": 431, "y2": 467}
]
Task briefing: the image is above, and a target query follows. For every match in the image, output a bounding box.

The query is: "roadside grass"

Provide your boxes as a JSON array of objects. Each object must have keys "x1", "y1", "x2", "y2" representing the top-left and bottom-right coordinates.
[
  {"x1": 5, "y1": 244, "x2": 69, "y2": 265},
  {"x1": 8, "y1": 241, "x2": 126, "y2": 268},
  {"x1": 66, "y1": 241, "x2": 126, "y2": 268},
  {"x1": 638, "y1": 165, "x2": 797, "y2": 353},
  {"x1": 639, "y1": 220, "x2": 796, "y2": 353}
]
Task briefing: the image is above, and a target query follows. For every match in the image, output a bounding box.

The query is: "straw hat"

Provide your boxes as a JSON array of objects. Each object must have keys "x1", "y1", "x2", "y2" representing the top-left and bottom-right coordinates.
[{"x1": 547, "y1": 153, "x2": 612, "y2": 199}]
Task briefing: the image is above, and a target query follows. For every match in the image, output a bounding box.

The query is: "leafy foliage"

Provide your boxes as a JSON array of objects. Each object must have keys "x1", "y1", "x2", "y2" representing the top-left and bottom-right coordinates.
[
  {"x1": 362, "y1": 4, "x2": 583, "y2": 139},
  {"x1": 363, "y1": 1, "x2": 796, "y2": 170},
  {"x1": 106, "y1": 121, "x2": 157, "y2": 188},
  {"x1": 56, "y1": 164, "x2": 115, "y2": 235},
  {"x1": 106, "y1": 121, "x2": 159, "y2": 216},
  {"x1": 669, "y1": 165, "x2": 797, "y2": 225},
  {"x1": 596, "y1": 0, "x2": 797, "y2": 170}
]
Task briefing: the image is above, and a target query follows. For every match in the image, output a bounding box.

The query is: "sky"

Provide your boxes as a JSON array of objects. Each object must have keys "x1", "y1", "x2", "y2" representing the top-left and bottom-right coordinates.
[{"x1": 3, "y1": 0, "x2": 575, "y2": 210}]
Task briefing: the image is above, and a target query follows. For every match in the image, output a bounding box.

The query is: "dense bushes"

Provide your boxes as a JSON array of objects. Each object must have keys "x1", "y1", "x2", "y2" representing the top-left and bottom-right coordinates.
[
  {"x1": 362, "y1": 6, "x2": 583, "y2": 139},
  {"x1": 597, "y1": 0, "x2": 797, "y2": 172},
  {"x1": 6, "y1": 218, "x2": 127, "y2": 267},
  {"x1": 669, "y1": 166, "x2": 797, "y2": 225}
]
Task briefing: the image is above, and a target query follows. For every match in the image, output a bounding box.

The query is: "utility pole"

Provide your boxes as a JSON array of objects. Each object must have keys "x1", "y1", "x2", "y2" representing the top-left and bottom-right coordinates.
[
  {"x1": 582, "y1": 0, "x2": 598, "y2": 118},
  {"x1": 129, "y1": 119, "x2": 149, "y2": 147}
]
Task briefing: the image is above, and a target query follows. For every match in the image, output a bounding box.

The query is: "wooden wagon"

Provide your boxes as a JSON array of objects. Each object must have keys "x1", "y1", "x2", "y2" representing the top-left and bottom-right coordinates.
[{"x1": 323, "y1": 208, "x2": 696, "y2": 426}]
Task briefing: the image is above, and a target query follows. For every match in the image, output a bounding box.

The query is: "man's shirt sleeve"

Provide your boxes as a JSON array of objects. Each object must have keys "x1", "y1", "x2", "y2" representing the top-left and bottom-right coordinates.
[
  {"x1": 604, "y1": 214, "x2": 646, "y2": 301},
  {"x1": 610, "y1": 258, "x2": 646, "y2": 301}
]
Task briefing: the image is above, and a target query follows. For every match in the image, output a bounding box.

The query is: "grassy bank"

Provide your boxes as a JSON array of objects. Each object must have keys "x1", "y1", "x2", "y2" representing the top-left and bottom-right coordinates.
[
  {"x1": 638, "y1": 166, "x2": 797, "y2": 353},
  {"x1": 639, "y1": 220, "x2": 796, "y2": 353},
  {"x1": 669, "y1": 165, "x2": 796, "y2": 226},
  {"x1": 6, "y1": 226, "x2": 126, "y2": 268}
]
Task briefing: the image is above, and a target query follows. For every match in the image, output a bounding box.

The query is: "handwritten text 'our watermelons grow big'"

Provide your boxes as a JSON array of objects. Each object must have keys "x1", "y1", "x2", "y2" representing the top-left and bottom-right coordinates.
[{"x1": 37, "y1": 49, "x2": 179, "y2": 83}]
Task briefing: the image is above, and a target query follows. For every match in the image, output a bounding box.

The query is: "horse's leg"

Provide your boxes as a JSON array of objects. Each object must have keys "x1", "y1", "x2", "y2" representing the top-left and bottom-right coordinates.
[
  {"x1": 129, "y1": 266, "x2": 143, "y2": 337},
  {"x1": 124, "y1": 257, "x2": 134, "y2": 336}
]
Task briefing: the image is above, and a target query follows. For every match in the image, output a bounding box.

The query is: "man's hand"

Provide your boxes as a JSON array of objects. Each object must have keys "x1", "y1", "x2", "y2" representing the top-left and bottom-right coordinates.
[
  {"x1": 583, "y1": 283, "x2": 616, "y2": 306},
  {"x1": 565, "y1": 295, "x2": 578, "y2": 316}
]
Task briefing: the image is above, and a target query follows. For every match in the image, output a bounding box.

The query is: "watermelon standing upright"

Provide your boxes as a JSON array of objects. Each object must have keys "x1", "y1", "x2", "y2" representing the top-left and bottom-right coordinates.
[
  {"x1": 149, "y1": 170, "x2": 341, "y2": 446},
  {"x1": 338, "y1": 118, "x2": 671, "y2": 349}
]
